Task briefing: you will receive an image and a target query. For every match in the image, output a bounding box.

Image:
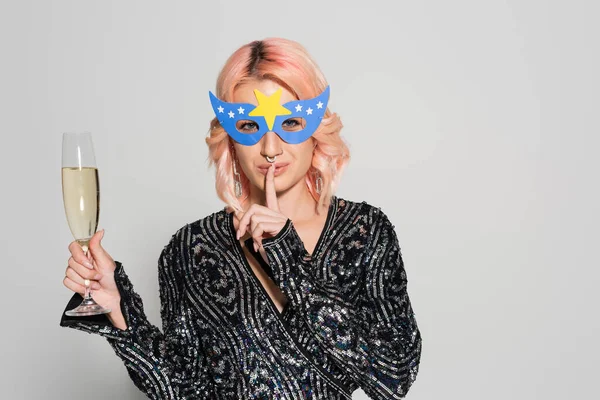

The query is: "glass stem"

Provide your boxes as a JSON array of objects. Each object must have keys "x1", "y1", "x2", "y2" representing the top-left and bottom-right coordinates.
[
  {"x1": 82, "y1": 246, "x2": 93, "y2": 301},
  {"x1": 84, "y1": 280, "x2": 92, "y2": 300}
]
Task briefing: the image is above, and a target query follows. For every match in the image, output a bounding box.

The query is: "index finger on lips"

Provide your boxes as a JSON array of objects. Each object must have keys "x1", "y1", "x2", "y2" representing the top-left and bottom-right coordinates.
[
  {"x1": 265, "y1": 164, "x2": 280, "y2": 212},
  {"x1": 68, "y1": 241, "x2": 94, "y2": 269}
]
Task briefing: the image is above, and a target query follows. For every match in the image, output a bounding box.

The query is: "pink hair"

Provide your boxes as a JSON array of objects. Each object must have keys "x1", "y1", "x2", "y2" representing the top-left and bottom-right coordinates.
[{"x1": 205, "y1": 38, "x2": 350, "y2": 214}]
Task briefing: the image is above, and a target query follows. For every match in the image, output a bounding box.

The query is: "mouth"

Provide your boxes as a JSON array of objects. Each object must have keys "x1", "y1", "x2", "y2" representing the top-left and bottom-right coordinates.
[{"x1": 257, "y1": 162, "x2": 290, "y2": 176}]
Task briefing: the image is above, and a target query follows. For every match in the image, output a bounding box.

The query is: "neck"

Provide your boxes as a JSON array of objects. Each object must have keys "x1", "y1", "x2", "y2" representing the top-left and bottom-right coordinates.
[{"x1": 247, "y1": 178, "x2": 319, "y2": 222}]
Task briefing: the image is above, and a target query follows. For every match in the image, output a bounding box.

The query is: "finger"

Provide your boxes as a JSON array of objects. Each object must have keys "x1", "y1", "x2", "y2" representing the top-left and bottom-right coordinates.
[
  {"x1": 68, "y1": 241, "x2": 94, "y2": 269},
  {"x1": 63, "y1": 276, "x2": 86, "y2": 296},
  {"x1": 250, "y1": 214, "x2": 280, "y2": 236},
  {"x1": 66, "y1": 267, "x2": 101, "y2": 290},
  {"x1": 237, "y1": 211, "x2": 254, "y2": 240},
  {"x1": 265, "y1": 164, "x2": 280, "y2": 212},
  {"x1": 249, "y1": 218, "x2": 268, "y2": 252},
  {"x1": 68, "y1": 257, "x2": 102, "y2": 281},
  {"x1": 89, "y1": 229, "x2": 110, "y2": 264},
  {"x1": 87, "y1": 250, "x2": 94, "y2": 266},
  {"x1": 250, "y1": 221, "x2": 282, "y2": 249},
  {"x1": 257, "y1": 244, "x2": 268, "y2": 263},
  {"x1": 237, "y1": 204, "x2": 280, "y2": 239}
]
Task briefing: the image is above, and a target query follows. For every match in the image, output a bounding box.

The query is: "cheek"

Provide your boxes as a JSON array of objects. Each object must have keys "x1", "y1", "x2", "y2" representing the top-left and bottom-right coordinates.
[
  {"x1": 303, "y1": 143, "x2": 315, "y2": 162},
  {"x1": 294, "y1": 145, "x2": 315, "y2": 171}
]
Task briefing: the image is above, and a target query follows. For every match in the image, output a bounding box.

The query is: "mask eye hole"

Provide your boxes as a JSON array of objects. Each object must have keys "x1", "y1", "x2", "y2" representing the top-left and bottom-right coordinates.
[
  {"x1": 236, "y1": 120, "x2": 260, "y2": 134},
  {"x1": 281, "y1": 117, "x2": 306, "y2": 132}
]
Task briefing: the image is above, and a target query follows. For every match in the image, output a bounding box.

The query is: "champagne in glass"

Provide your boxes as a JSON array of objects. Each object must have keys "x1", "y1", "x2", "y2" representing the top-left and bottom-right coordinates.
[{"x1": 62, "y1": 132, "x2": 111, "y2": 316}]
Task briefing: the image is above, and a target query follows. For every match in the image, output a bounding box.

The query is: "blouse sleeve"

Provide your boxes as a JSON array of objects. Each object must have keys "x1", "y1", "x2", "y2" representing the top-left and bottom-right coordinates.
[
  {"x1": 261, "y1": 208, "x2": 422, "y2": 399},
  {"x1": 59, "y1": 230, "x2": 216, "y2": 399}
]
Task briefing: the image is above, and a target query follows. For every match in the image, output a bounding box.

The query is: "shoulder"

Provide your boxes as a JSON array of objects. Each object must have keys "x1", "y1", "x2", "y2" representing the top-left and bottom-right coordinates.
[
  {"x1": 333, "y1": 196, "x2": 402, "y2": 257},
  {"x1": 161, "y1": 208, "x2": 231, "y2": 255},
  {"x1": 334, "y1": 195, "x2": 396, "y2": 231},
  {"x1": 186, "y1": 208, "x2": 230, "y2": 238},
  {"x1": 334, "y1": 195, "x2": 400, "y2": 255}
]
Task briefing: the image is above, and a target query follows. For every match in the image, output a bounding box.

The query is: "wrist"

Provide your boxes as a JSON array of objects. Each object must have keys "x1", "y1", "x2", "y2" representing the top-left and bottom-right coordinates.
[{"x1": 106, "y1": 297, "x2": 127, "y2": 330}]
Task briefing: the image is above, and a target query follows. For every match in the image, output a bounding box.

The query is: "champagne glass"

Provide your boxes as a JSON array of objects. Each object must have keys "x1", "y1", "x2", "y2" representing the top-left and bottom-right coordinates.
[{"x1": 62, "y1": 132, "x2": 111, "y2": 316}]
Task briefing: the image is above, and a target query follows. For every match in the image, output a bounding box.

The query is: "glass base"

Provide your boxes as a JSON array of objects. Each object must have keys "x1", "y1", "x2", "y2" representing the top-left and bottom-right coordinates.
[{"x1": 65, "y1": 296, "x2": 111, "y2": 317}]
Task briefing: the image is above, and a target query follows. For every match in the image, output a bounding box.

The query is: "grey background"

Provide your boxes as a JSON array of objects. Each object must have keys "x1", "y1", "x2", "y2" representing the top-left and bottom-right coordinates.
[{"x1": 1, "y1": 0, "x2": 598, "y2": 399}]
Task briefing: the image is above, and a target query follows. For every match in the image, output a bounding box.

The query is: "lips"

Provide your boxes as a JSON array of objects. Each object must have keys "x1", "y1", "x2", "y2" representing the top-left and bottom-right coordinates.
[
  {"x1": 257, "y1": 162, "x2": 289, "y2": 169},
  {"x1": 256, "y1": 162, "x2": 289, "y2": 176}
]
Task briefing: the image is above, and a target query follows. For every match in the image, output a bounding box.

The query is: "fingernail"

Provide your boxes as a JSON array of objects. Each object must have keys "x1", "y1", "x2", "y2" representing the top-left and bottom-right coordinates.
[
  {"x1": 254, "y1": 242, "x2": 258, "y2": 252},
  {"x1": 236, "y1": 230, "x2": 240, "y2": 240},
  {"x1": 83, "y1": 260, "x2": 94, "y2": 269},
  {"x1": 92, "y1": 282, "x2": 101, "y2": 290}
]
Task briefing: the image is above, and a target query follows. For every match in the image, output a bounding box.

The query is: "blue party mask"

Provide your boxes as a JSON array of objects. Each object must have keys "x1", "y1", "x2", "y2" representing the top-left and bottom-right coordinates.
[{"x1": 209, "y1": 86, "x2": 330, "y2": 146}]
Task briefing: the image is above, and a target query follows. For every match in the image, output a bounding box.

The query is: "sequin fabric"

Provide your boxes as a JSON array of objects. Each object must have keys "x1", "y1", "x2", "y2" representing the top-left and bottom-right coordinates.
[{"x1": 60, "y1": 196, "x2": 422, "y2": 399}]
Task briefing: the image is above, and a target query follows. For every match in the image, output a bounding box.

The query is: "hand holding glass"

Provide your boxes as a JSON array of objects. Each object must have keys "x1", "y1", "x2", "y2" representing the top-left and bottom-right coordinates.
[{"x1": 62, "y1": 132, "x2": 111, "y2": 316}]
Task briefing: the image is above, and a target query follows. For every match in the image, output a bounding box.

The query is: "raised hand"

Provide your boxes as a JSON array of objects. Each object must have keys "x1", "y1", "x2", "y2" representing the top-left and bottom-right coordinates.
[
  {"x1": 63, "y1": 229, "x2": 122, "y2": 315},
  {"x1": 235, "y1": 164, "x2": 288, "y2": 257}
]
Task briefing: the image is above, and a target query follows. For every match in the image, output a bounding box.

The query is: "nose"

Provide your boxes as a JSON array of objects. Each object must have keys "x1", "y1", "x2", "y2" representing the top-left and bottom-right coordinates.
[{"x1": 260, "y1": 131, "x2": 283, "y2": 158}]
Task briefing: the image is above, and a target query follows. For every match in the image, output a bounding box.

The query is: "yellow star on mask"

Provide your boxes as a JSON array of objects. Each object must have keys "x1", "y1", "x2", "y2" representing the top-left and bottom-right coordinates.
[{"x1": 248, "y1": 88, "x2": 292, "y2": 131}]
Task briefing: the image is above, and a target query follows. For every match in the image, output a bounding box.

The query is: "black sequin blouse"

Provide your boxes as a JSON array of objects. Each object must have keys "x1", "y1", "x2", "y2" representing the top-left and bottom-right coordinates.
[{"x1": 60, "y1": 196, "x2": 422, "y2": 399}]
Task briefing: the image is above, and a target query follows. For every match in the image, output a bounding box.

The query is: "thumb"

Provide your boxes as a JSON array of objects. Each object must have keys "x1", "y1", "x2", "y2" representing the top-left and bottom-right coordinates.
[{"x1": 88, "y1": 229, "x2": 110, "y2": 263}]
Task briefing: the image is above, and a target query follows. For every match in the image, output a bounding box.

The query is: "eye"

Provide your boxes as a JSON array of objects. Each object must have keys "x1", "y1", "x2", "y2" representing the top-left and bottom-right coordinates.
[
  {"x1": 236, "y1": 120, "x2": 260, "y2": 133},
  {"x1": 281, "y1": 117, "x2": 306, "y2": 132}
]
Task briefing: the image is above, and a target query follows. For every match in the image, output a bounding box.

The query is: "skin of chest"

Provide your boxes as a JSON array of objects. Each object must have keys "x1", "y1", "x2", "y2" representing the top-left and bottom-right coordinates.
[{"x1": 240, "y1": 244, "x2": 288, "y2": 313}]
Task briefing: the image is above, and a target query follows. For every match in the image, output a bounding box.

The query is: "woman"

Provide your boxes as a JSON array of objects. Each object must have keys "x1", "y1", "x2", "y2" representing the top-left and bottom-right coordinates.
[{"x1": 60, "y1": 38, "x2": 422, "y2": 399}]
